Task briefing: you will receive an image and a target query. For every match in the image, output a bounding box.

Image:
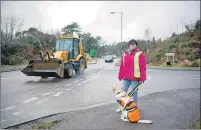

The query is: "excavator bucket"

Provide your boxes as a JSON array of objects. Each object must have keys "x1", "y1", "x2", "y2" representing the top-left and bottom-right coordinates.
[{"x1": 21, "y1": 59, "x2": 64, "y2": 78}]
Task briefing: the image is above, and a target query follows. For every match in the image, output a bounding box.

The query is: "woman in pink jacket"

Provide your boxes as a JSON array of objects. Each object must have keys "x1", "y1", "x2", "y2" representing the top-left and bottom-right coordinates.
[{"x1": 117, "y1": 39, "x2": 147, "y2": 112}]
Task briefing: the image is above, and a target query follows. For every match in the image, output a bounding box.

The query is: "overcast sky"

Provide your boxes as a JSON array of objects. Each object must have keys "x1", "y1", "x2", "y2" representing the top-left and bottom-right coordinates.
[{"x1": 1, "y1": 1, "x2": 200, "y2": 44}]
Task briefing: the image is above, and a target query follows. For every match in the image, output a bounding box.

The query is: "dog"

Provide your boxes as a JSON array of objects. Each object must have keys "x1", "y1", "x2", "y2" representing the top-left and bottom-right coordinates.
[{"x1": 112, "y1": 84, "x2": 152, "y2": 124}]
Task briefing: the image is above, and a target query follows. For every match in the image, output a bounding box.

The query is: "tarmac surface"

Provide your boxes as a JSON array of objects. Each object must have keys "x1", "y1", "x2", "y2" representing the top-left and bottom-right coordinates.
[{"x1": 1, "y1": 59, "x2": 200, "y2": 129}]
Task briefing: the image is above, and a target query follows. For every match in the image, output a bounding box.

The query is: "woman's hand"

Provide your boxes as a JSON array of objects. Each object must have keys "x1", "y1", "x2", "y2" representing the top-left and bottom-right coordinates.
[{"x1": 139, "y1": 81, "x2": 144, "y2": 84}]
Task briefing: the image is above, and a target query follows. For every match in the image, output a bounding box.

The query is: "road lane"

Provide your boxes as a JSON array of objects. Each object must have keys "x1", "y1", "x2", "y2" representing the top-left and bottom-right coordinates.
[
  {"x1": 1, "y1": 59, "x2": 200, "y2": 128},
  {"x1": 1, "y1": 59, "x2": 110, "y2": 108},
  {"x1": 1, "y1": 59, "x2": 115, "y2": 128}
]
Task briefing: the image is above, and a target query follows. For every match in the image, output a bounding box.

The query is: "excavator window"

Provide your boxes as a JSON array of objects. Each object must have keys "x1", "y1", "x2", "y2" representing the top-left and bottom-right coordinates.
[
  {"x1": 55, "y1": 39, "x2": 73, "y2": 51},
  {"x1": 73, "y1": 39, "x2": 79, "y2": 59}
]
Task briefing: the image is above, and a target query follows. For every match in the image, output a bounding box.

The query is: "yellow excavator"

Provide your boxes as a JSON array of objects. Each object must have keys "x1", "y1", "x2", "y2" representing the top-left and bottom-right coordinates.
[{"x1": 21, "y1": 35, "x2": 88, "y2": 78}]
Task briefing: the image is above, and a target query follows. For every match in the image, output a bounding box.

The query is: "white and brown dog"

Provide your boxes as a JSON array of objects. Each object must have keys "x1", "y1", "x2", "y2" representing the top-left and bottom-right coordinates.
[{"x1": 112, "y1": 84, "x2": 152, "y2": 124}]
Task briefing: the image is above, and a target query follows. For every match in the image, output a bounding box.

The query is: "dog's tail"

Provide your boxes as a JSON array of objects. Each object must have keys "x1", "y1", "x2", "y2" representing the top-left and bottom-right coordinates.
[{"x1": 137, "y1": 120, "x2": 153, "y2": 124}]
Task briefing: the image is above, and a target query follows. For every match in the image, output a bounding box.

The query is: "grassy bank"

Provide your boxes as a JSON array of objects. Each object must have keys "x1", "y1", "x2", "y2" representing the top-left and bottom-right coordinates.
[{"x1": 193, "y1": 120, "x2": 201, "y2": 129}]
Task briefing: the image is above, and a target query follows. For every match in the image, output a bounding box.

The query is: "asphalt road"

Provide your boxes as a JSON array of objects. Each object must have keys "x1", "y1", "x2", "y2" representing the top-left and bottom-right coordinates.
[
  {"x1": 10, "y1": 87, "x2": 199, "y2": 129},
  {"x1": 1, "y1": 59, "x2": 200, "y2": 129}
]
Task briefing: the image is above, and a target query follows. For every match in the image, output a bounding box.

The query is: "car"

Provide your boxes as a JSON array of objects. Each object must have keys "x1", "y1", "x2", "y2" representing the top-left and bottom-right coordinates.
[
  {"x1": 105, "y1": 55, "x2": 114, "y2": 63},
  {"x1": 112, "y1": 55, "x2": 116, "y2": 59}
]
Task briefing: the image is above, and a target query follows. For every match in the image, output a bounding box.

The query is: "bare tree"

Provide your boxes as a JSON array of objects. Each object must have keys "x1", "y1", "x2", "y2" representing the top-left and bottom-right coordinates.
[{"x1": 1, "y1": 13, "x2": 24, "y2": 44}]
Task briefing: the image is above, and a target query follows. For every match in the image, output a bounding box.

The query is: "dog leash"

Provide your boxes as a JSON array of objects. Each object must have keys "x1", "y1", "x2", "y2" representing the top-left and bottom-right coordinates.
[{"x1": 128, "y1": 83, "x2": 142, "y2": 97}]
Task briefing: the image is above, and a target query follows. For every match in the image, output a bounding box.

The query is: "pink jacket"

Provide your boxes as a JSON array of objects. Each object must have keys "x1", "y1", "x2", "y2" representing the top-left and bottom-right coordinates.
[{"x1": 118, "y1": 48, "x2": 147, "y2": 82}]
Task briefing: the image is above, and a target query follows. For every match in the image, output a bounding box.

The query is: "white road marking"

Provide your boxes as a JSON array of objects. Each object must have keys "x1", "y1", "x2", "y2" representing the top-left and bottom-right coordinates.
[
  {"x1": 97, "y1": 65, "x2": 114, "y2": 74},
  {"x1": 93, "y1": 74, "x2": 99, "y2": 78},
  {"x1": 87, "y1": 78, "x2": 92, "y2": 80},
  {"x1": 73, "y1": 79, "x2": 83, "y2": 84},
  {"x1": 42, "y1": 91, "x2": 53, "y2": 96},
  {"x1": 1, "y1": 105, "x2": 16, "y2": 111},
  {"x1": 55, "y1": 87, "x2": 60, "y2": 91},
  {"x1": 36, "y1": 98, "x2": 48, "y2": 105},
  {"x1": 77, "y1": 84, "x2": 82, "y2": 86},
  {"x1": 73, "y1": 80, "x2": 79, "y2": 84},
  {"x1": 86, "y1": 76, "x2": 91, "y2": 78},
  {"x1": 23, "y1": 97, "x2": 39, "y2": 103},
  {"x1": 82, "y1": 80, "x2": 88, "y2": 83},
  {"x1": 1, "y1": 76, "x2": 24, "y2": 80},
  {"x1": 104, "y1": 65, "x2": 114, "y2": 70},
  {"x1": 12, "y1": 110, "x2": 24, "y2": 116},
  {"x1": 193, "y1": 77, "x2": 200, "y2": 80},
  {"x1": 53, "y1": 92, "x2": 63, "y2": 96},
  {"x1": 72, "y1": 101, "x2": 116, "y2": 112},
  {"x1": 1, "y1": 120, "x2": 6, "y2": 123},
  {"x1": 65, "y1": 88, "x2": 72, "y2": 91},
  {"x1": 65, "y1": 83, "x2": 73, "y2": 86},
  {"x1": 97, "y1": 70, "x2": 104, "y2": 74},
  {"x1": 148, "y1": 76, "x2": 151, "y2": 80}
]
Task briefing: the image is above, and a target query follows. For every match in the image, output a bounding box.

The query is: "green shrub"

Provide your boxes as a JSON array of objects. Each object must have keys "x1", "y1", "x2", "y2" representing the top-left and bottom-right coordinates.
[
  {"x1": 181, "y1": 42, "x2": 189, "y2": 48},
  {"x1": 182, "y1": 47, "x2": 192, "y2": 55},
  {"x1": 1, "y1": 55, "x2": 10, "y2": 65},
  {"x1": 25, "y1": 35, "x2": 42, "y2": 51},
  {"x1": 168, "y1": 43, "x2": 177, "y2": 50},
  {"x1": 188, "y1": 41, "x2": 200, "y2": 48},
  {"x1": 149, "y1": 51, "x2": 158, "y2": 62},
  {"x1": 192, "y1": 48, "x2": 200, "y2": 59},
  {"x1": 190, "y1": 59, "x2": 200, "y2": 67},
  {"x1": 8, "y1": 54, "x2": 25, "y2": 65},
  {"x1": 187, "y1": 54, "x2": 196, "y2": 61}
]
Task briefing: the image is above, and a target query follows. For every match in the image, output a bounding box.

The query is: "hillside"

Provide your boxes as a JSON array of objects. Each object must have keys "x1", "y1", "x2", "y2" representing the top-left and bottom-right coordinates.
[
  {"x1": 147, "y1": 22, "x2": 200, "y2": 67},
  {"x1": 103, "y1": 20, "x2": 200, "y2": 68}
]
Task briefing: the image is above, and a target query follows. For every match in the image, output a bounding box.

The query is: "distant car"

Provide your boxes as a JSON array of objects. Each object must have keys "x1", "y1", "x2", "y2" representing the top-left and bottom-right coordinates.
[
  {"x1": 105, "y1": 55, "x2": 114, "y2": 63},
  {"x1": 112, "y1": 55, "x2": 116, "y2": 59}
]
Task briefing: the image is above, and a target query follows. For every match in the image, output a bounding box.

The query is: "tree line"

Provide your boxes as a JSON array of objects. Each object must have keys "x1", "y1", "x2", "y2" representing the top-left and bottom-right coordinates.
[
  {"x1": 1, "y1": 13, "x2": 200, "y2": 67},
  {"x1": 1, "y1": 14, "x2": 105, "y2": 65}
]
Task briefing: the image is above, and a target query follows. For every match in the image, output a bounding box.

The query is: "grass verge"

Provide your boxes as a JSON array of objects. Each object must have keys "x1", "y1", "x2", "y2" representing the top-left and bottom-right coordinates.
[
  {"x1": 32, "y1": 120, "x2": 60, "y2": 130},
  {"x1": 193, "y1": 120, "x2": 201, "y2": 129}
]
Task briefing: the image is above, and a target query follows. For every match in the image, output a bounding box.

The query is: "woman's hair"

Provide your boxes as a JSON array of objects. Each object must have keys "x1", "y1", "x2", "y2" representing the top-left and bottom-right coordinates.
[{"x1": 128, "y1": 39, "x2": 138, "y2": 46}]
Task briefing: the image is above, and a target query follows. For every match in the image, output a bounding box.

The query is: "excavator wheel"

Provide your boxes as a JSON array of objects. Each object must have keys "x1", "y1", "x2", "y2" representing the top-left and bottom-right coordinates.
[
  {"x1": 64, "y1": 63, "x2": 73, "y2": 78},
  {"x1": 75, "y1": 58, "x2": 85, "y2": 75}
]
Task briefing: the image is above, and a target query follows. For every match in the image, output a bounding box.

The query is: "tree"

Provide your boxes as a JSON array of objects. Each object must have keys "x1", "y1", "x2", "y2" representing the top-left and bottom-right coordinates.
[
  {"x1": 61, "y1": 22, "x2": 81, "y2": 35},
  {"x1": 28, "y1": 27, "x2": 38, "y2": 34},
  {"x1": 171, "y1": 32, "x2": 177, "y2": 37},
  {"x1": 81, "y1": 32, "x2": 104, "y2": 55},
  {"x1": 185, "y1": 25, "x2": 191, "y2": 32},
  {"x1": 15, "y1": 32, "x2": 22, "y2": 38},
  {"x1": 1, "y1": 13, "x2": 24, "y2": 45},
  {"x1": 152, "y1": 36, "x2": 156, "y2": 44},
  {"x1": 195, "y1": 20, "x2": 200, "y2": 31},
  {"x1": 22, "y1": 30, "x2": 28, "y2": 36}
]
